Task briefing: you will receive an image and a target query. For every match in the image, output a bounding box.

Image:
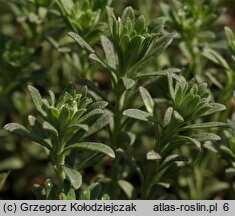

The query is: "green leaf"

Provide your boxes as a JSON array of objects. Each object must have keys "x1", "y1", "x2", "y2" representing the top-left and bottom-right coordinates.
[
  {"x1": 145, "y1": 33, "x2": 174, "y2": 59},
  {"x1": 101, "y1": 35, "x2": 117, "y2": 69},
  {"x1": 181, "y1": 122, "x2": 228, "y2": 130},
  {"x1": 160, "y1": 155, "x2": 188, "y2": 172},
  {"x1": 203, "y1": 47, "x2": 230, "y2": 70},
  {"x1": 58, "y1": 0, "x2": 74, "y2": 13},
  {"x1": 204, "y1": 142, "x2": 219, "y2": 153},
  {"x1": 180, "y1": 95, "x2": 200, "y2": 118},
  {"x1": 157, "y1": 182, "x2": 170, "y2": 189},
  {"x1": 67, "y1": 124, "x2": 89, "y2": 133},
  {"x1": 78, "y1": 109, "x2": 104, "y2": 123},
  {"x1": 203, "y1": 103, "x2": 226, "y2": 116},
  {"x1": 43, "y1": 121, "x2": 58, "y2": 137},
  {"x1": 88, "y1": 101, "x2": 108, "y2": 110},
  {"x1": 118, "y1": 180, "x2": 134, "y2": 199},
  {"x1": 106, "y1": 6, "x2": 115, "y2": 35},
  {"x1": 177, "y1": 136, "x2": 201, "y2": 149},
  {"x1": 120, "y1": 77, "x2": 135, "y2": 89},
  {"x1": 146, "y1": 150, "x2": 161, "y2": 160},
  {"x1": 83, "y1": 113, "x2": 112, "y2": 138},
  {"x1": 125, "y1": 35, "x2": 142, "y2": 65},
  {"x1": 122, "y1": 6, "x2": 135, "y2": 24},
  {"x1": 68, "y1": 32, "x2": 94, "y2": 54},
  {"x1": 173, "y1": 110, "x2": 184, "y2": 122},
  {"x1": 191, "y1": 133, "x2": 221, "y2": 142},
  {"x1": 28, "y1": 115, "x2": 47, "y2": 138},
  {"x1": 48, "y1": 107, "x2": 60, "y2": 122},
  {"x1": 148, "y1": 17, "x2": 166, "y2": 33},
  {"x1": 135, "y1": 15, "x2": 146, "y2": 34},
  {"x1": 62, "y1": 166, "x2": 82, "y2": 190},
  {"x1": 89, "y1": 53, "x2": 108, "y2": 69},
  {"x1": 123, "y1": 109, "x2": 153, "y2": 122},
  {"x1": 59, "y1": 106, "x2": 70, "y2": 128},
  {"x1": 64, "y1": 142, "x2": 115, "y2": 158},
  {"x1": 49, "y1": 90, "x2": 55, "y2": 106},
  {"x1": 126, "y1": 132, "x2": 136, "y2": 146},
  {"x1": 220, "y1": 146, "x2": 235, "y2": 159},
  {"x1": 120, "y1": 34, "x2": 131, "y2": 53},
  {"x1": 135, "y1": 68, "x2": 181, "y2": 79},
  {"x1": 139, "y1": 87, "x2": 154, "y2": 114},
  {"x1": 163, "y1": 107, "x2": 173, "y2": 127},
  {"x1": 225, "y1": 27, "x2": 235, "y2": 54},
  {"x1": 28, "y1": 86, "x2": 46, "y2": 116},
  {"x1": 168, "y1": 73, "x2": 175, "y2": 100},
  {"x1": 4, "y1": 123, "x2": 51, "y2": 150},
  {"x1": 153, "y1": 155, "x2": 188, "y2": 183}
]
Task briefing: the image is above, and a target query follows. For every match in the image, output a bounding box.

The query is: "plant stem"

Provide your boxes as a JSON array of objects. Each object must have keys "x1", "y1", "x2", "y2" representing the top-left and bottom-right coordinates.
[
  {"x1": 110, "y1": 86, "x2": 124, "y2": 199},
  {"x1": 111, "y1": 89, "x2": 123, "y2": 148},
  {"x1": 52, "y1": 149, "x2": 66, "y2": 190},
  {"x1": 51, "y1": 133, "x2": 67, "y2": 190}
]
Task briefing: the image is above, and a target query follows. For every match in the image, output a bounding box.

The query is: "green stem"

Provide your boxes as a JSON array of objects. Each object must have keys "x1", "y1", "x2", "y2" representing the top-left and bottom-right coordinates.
[
  {"x1": 51, "y1": 140, "x2": 66, "y2": 191},
  {"x1": 110, "y1": 86, "x2": 124, "y2": 199},
  {"x1": 111, "y1": 91, "x2": 122, "y2": 148},
  {"x1": 54, "y1": 153, "x2": 65, "y2": 189},
  {"x1": 141, "y1": 162, "x2": 154, "y2": 199}
]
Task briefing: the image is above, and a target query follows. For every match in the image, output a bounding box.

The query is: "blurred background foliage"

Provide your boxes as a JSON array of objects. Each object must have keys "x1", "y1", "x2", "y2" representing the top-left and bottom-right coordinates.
[{"x1": 0, "y1": 0, "x2": 235, "y2": 199}]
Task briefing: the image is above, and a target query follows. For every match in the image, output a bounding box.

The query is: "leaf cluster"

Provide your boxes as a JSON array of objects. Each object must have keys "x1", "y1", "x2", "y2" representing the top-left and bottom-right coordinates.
[{"x1": 4, "y1": 84, "x2": 114, "y2": 198}]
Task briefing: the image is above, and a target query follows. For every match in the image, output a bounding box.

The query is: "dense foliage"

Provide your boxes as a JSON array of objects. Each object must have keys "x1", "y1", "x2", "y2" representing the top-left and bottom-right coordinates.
[{"x1": 1, "y1": 0, "x2": 235, "y2": 199}]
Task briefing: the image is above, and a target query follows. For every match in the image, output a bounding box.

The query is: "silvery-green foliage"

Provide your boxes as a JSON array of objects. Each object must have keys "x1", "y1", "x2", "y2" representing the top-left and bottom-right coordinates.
[
  {"x1": 56, "y1": 0, "x2": 109, "y2": 44},
  {"x1": 123, "y1": 75, "x2": 227, "y2": 198},
  {"x1": 68, "y1": 6, "x2": 174, "y2": 89},
  {"x1": 4, "y1": 83, "x2": 114, "y2": 199},
  {"x1": 203, "y1": 27, "x2": 235, "y2": 107},
  {"x1": 161, "y1": 0, "x2": 222, "y2": 78}
]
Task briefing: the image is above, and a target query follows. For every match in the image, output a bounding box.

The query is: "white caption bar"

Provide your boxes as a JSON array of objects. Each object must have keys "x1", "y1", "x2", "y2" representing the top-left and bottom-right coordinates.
[{"x1": 0, "y1": 200, "x2": 234, "y2": 216}]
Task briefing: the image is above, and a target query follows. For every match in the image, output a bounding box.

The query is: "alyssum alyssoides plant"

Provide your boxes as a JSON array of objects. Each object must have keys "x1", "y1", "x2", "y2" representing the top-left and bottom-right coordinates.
[
  {"x1": 68, "y1": 6, "x2": 178, "y2": 198},
  {"x1": 123, "y1": 74, "x2": 227, "y2": 199},
  {"x1": 68, "y1": 5, "x2": 176, "y2": 143},
  {"x1": 4, "y1": 84, "x2": 115, "y2": 199},
  {"x1": 49, "y1": 0, "x2": 111, "y2": 80}
]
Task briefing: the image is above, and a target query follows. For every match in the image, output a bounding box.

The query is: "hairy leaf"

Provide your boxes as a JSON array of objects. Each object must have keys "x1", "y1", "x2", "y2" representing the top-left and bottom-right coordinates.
[
  {"x1": 62, "y1": 166, "x2": 82, "y2": 190},
  {"x1": 123, "y1": 109, "x2": 153, "y2": 122},
  {"x1": 28, "y1": 86, "x2": 46, "y2": 116},
  {"x1": 68, "y1": 32, "x2": 94, "y2": 54},
  {"x1": 83, "y1": 113, "x2": 112, "y2": 138},
  {"x1": 139, "y1": 87, "x2": 154, "y2": 114},
  {"x1": 146, "y1": 150, "x2": 161, "y2": 160},
  {"x1": 64, "y1": 142, "x2": 115, "y2": 158}
]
